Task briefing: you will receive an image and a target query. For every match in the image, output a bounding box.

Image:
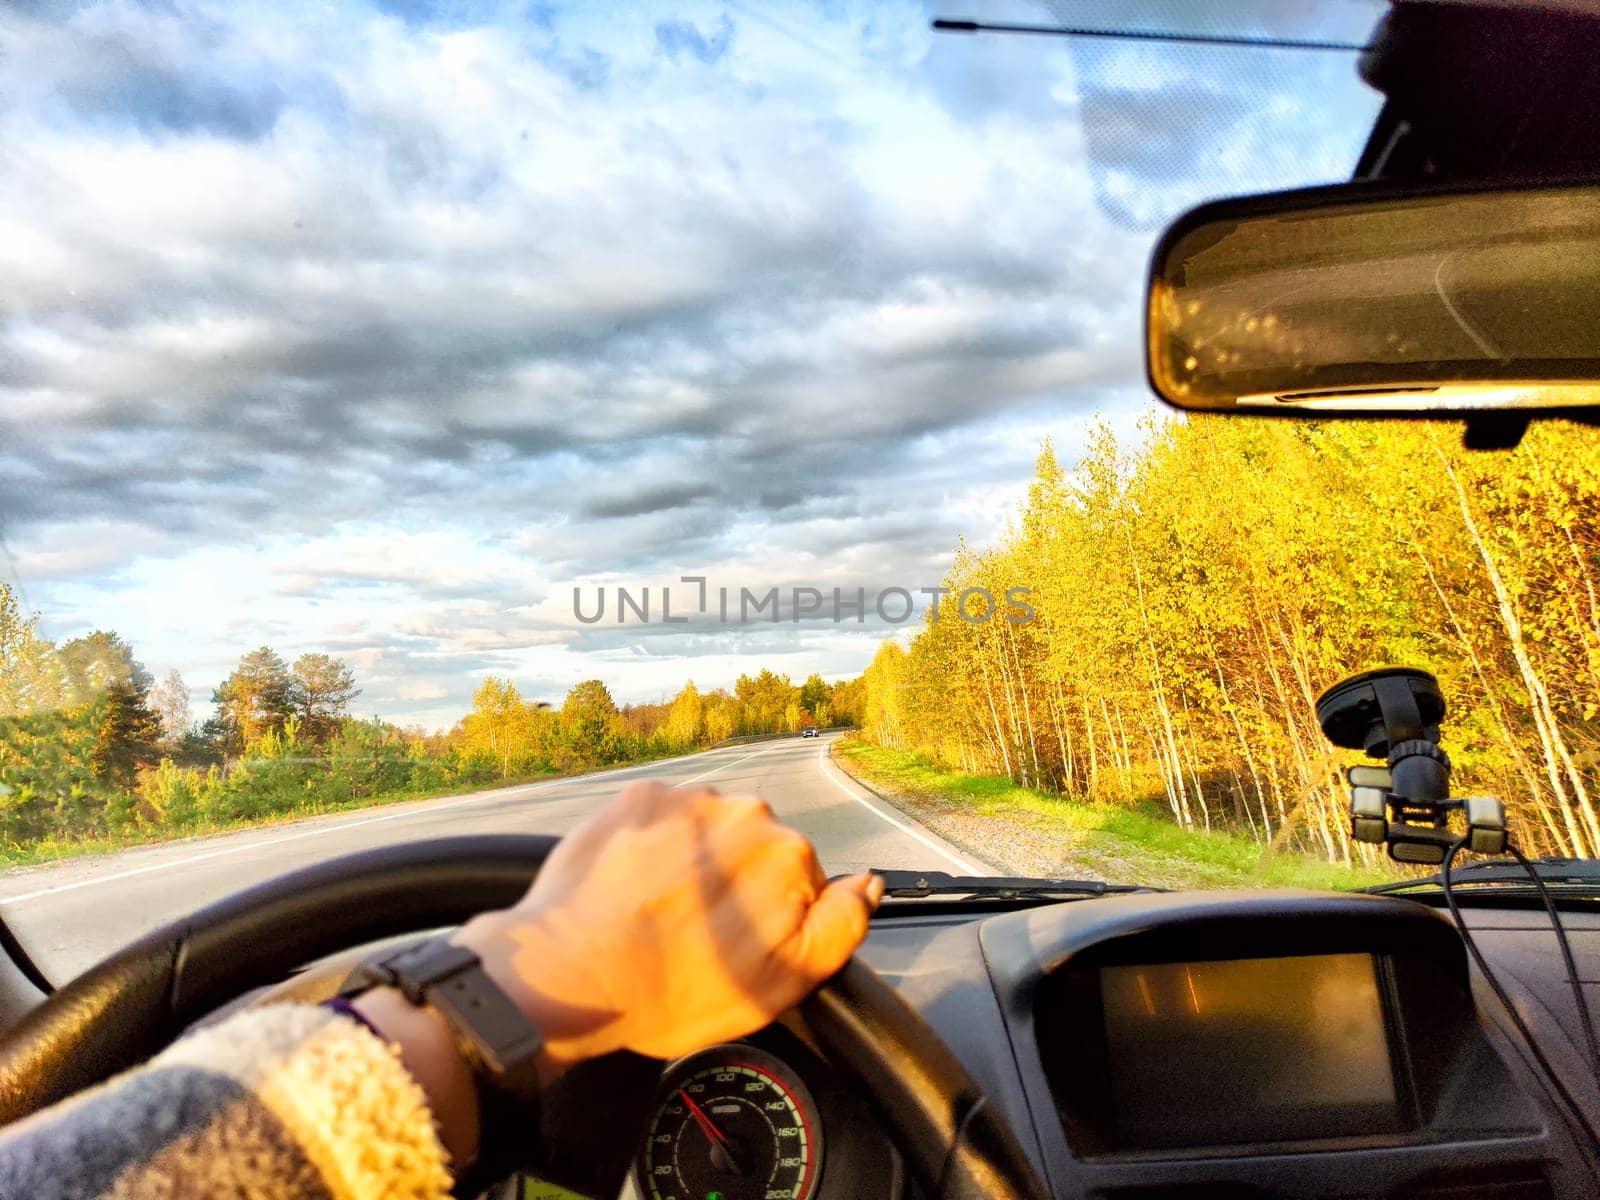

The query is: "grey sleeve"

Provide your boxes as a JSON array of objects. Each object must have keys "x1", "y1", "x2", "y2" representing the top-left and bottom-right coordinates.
[{"x1": 0, "y1": 1004, "x2": 453, "y2": 1200}]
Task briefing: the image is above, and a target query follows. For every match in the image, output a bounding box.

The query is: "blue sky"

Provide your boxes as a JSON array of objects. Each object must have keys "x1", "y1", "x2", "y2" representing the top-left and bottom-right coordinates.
[{"x1": 0, "y1": 0, "x2": 1383, "y2": 728}]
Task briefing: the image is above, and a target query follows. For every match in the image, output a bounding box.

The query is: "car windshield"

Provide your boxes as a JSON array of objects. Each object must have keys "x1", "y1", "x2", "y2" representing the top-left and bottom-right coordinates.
[{"x1": 2, "y1": 0, "x2": 1598, "y2": 982}]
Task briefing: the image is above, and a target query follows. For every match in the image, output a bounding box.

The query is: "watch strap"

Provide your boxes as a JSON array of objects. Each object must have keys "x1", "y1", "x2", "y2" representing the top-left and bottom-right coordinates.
[{"x1": 342, "y1": 937, "x2": 544, "y2": 1104}]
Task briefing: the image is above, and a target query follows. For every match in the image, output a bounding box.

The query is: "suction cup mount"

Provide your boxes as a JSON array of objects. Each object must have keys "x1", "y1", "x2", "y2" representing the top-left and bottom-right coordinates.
[{"x1": 1315, "y1": 667, "x2": 1504, "y2": 864}]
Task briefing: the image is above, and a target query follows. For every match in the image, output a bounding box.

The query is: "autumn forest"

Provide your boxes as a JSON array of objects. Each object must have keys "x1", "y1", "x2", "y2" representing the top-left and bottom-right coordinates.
[{"x1": 863, "y1": 416, "x2": 1600, "y2": 868}]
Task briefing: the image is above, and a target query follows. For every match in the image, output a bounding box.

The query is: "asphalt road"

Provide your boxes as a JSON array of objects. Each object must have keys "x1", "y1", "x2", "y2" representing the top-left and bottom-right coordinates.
[{"x1": 0, "y1": 733, "x2": 988, "y2": 983}]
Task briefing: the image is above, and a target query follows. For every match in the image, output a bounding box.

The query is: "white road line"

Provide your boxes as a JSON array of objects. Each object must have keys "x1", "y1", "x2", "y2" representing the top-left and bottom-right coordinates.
[
  {"x1": 814, "y1": 742, "x2": 985, "y2": 874},
  {"x1": 0, "y1": 743, "x2": 769, "y2": 907},
  {"x1": 0, "y1": 797, "x2": 489, "y2": 906},
  {"x1": 678, "y1": 738, "x2": 790, "y2": 785}
]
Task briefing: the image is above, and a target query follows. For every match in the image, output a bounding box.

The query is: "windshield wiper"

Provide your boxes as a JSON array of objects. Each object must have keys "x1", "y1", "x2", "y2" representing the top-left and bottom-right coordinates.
[
  {"x1": 873, "y1": 869, "x2": 1162, "y2": 900},
  {"x1": 1360, "y1": 857, "x2": 1600, "y2": 896}
]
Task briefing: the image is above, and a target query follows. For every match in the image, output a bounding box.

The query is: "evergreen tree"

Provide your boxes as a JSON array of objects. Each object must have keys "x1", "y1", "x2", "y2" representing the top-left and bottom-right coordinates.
[
  {"x1": 560, "y1": 680, "x2": 621, "y2": 762},
  {"x1": 90, "y1": 678, "x2": 162, "y2": 790},
  {"x1": 289, "y1": 653, "x2": 361, "y2": 744},
  {"x1": 214, "y1": 647, "x2": 294, "y2": 752}
]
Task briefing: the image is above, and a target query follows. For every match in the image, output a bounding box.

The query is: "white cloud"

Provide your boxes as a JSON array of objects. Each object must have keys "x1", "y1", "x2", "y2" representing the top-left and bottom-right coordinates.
[{"x1": 0, "y1": 0, "x2": 1383, "y2": 727}]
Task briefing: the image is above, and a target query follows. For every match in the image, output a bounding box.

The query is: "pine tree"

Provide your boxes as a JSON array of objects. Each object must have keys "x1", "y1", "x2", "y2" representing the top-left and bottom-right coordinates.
[
  {"x1": 90, "y1": 678, "x2": 162, "y2": 790},
  {"x1": 214, "y1": 648, "x2": 295, "y2": 752},
  {"x1": 290, "y1": 653, "x2": 361, "y2": 745}
]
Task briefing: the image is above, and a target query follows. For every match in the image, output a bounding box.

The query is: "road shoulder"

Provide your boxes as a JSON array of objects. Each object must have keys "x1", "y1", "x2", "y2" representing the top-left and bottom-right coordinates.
[{"x1": 829, "y1": 738, "x2": 1391, "y2": 890}]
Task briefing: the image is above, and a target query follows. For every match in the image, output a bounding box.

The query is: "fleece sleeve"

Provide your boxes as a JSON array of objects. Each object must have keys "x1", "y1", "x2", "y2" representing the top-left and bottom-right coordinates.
[{"x1": 0, "y1": 1002, "x2": 454, "y2": 1200}]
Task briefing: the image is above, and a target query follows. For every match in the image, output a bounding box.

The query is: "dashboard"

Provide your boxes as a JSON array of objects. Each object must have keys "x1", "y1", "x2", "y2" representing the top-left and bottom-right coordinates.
[{"x1": 567, "y1": 889, "x2": 1600, "y2": 1200}]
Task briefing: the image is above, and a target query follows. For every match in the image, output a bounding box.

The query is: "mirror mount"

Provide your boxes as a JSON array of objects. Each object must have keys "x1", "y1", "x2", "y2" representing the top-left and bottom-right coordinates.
[
  {"x1": 1355, "y1": 2, "x2": 1600, "y2": 184},
  {"x1": 1461, "y1": 412, "x2": 1531, "y2": 453}
]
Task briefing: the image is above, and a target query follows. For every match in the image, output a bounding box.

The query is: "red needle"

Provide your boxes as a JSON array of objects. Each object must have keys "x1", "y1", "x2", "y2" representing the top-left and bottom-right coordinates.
[{"x1": 679, "y1": 1089, "x2": 728, "y2": 1146}]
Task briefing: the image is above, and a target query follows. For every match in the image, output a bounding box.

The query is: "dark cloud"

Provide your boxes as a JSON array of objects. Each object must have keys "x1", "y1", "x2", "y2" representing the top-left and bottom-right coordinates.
[
  {"x1": 996, "y1": 0, "x2": 1389, "y2": 228},
  {"x1": 8, "y1": 4, "x2": 333, "y2": 141},
  {"x1": 533, "y1": 44, "x2": 611, "y2": 91},
  {"x1": 0, "y1": 215, "x2": 1124, "y2": 560},
  {"x1": 3, "y1": 0, "x2": 94, "y2": 13},
  {"x1": 1071, "y1": 50, "x2": 1378, "y2": 228},
  {"x1": 580, "y1": 482, "x2": 720, "y2": 520}
]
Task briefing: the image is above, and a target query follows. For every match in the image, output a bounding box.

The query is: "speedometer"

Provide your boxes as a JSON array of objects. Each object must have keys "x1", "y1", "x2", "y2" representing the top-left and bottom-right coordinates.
[{"x1": 634, "y1": 1044, "x2": 824, "y2": 1200}]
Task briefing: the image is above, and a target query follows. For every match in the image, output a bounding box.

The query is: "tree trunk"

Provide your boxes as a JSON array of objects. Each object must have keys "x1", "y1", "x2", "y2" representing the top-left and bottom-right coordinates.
[
  {"x1": 1412, "y1": 537, "x2": 1573, "y2": 855},
  {"x1": 1437, "y1": 438, "x2": 1600, "y2": 855}
]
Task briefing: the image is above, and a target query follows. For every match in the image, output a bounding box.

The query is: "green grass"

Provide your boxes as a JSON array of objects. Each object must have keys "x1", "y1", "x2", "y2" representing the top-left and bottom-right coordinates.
[
  {"x1": 835, "y1": 739, "x2": 1394, "y2": 891},
  {"x1": 0, "y1": 769, "x2": 558, "y2": 872}
]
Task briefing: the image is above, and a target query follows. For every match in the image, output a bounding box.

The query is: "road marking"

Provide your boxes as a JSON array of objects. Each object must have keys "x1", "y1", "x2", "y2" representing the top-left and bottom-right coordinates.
[
  {"x1": 0, "y1": 742, "x2": 777, "y2": 906},
  {"x1": 0, "y1": 799, "x2": 490, "y2": 906},
  {"x1": 814, "y1": 742, "x2": 985, "y2": 874},
  {"x1": 678, "y1": 738, "x2": 790, "y2": 785}
]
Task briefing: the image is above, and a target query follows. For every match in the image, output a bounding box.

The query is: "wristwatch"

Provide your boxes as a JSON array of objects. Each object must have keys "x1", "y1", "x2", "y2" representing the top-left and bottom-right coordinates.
[{"x1": 339, "y1": 937, "x2": 545, "y2": 1106}]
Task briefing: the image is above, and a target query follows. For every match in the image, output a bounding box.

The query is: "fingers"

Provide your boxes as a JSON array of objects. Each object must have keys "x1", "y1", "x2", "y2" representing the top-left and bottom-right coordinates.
[
  {"x1": 790, "y1": 872, "x2": 883, "y2": 983},
  {"x1": 616, "y1": 780, "x2": 700, "y2": 819}
]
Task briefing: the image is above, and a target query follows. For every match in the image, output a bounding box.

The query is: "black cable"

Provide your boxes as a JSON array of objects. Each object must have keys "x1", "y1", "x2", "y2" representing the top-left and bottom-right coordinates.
[
  {"x1": 931, "y1": 18, "x2": 1367, "y2": 53},
  {"x1": 1442, "y1": 838, "x2": 1600, "y2": 1148},
  {"x1": 1506, "y1": 844, "x2": 1600, "y2": 1085}
]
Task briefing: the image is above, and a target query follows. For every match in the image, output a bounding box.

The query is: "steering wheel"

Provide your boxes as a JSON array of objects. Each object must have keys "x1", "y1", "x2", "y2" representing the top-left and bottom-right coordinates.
[{"x1": 0, "y1": 835, "x2": 1048, "y2": 1200}]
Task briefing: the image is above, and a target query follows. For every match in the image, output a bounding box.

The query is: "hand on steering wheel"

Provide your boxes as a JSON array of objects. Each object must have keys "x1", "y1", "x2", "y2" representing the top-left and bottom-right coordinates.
[
  {"x1": 456, "y1": 782, "x2": 885, "y2": 1069},
  {"x1": 356, "y1": 783, "x2": 884, "y2": 1165}
]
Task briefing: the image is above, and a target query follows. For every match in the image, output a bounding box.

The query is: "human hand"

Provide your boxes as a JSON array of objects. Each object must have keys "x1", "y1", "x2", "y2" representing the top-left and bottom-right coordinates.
[{"x1": 456, "y1": 781, "x2": 883, "y2": 1074}]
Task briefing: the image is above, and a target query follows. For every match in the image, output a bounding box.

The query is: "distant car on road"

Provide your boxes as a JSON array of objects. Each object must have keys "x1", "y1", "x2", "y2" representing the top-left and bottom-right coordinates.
[{"x1": 801, "y1": 727, "x2": 819, "y2": 738}]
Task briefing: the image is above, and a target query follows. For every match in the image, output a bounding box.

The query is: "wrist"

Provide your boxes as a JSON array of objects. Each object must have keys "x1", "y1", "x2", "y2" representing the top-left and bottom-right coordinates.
[
  {"x1": 454, "y1": 909, "x2": 627, "y2": 1082},
  {"x1": 350, "y1": 986, "x2": 480, "y2": 1169}
]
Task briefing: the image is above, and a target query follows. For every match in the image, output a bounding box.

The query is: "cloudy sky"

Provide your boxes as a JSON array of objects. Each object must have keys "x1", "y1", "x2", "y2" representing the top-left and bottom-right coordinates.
[{"x1": 0, "y1": 0, "x2": 1383, "y2": 729}]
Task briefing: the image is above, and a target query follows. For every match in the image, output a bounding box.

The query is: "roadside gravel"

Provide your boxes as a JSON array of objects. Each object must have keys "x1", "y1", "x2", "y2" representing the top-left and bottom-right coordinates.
[{"x1": 829, "y1": 742, "x2": 1116, "y2": 881}]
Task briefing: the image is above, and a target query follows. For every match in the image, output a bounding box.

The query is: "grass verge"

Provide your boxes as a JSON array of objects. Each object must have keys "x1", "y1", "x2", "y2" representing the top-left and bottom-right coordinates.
[
  {"x1": 833, "y1": 738, "x2": 1394, "y2": 891},
  {"x1": 0, "y1": 749, "x2": 691, "y2": 873}
]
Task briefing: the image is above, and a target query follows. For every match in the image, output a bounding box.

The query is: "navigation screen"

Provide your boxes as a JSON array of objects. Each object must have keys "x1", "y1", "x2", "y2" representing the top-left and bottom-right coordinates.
[{"x1": 1099, "y1": 953, "x2": 1402, "y2": 1147}]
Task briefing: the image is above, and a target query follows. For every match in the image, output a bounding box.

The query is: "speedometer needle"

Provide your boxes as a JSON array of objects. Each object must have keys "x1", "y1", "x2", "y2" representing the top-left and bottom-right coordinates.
[
  {"x1": 679, "y1": 1090, "x2": 745, "y2": 1174},
  {"x1": 679, "y1": 1089, "x2": 728, "y2": 1145}
]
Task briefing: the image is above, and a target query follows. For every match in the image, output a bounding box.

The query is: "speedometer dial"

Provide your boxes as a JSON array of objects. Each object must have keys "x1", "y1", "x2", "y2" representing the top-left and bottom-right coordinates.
[{"x1": 635, "y1": 1044, "x2": 823, "y2": 1200}]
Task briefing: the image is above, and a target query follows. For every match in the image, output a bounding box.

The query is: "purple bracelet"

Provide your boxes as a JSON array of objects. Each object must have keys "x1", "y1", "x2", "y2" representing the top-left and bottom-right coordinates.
[{"x1": 323, "y1": 994, "x2": 387, "y2": 1041}]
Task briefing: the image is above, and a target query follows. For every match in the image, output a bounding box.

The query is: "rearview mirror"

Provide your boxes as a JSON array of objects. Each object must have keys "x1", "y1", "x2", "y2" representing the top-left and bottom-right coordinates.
[{"x1": 1146, "y1": 181, "x2": 1600, "y2": 415}]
